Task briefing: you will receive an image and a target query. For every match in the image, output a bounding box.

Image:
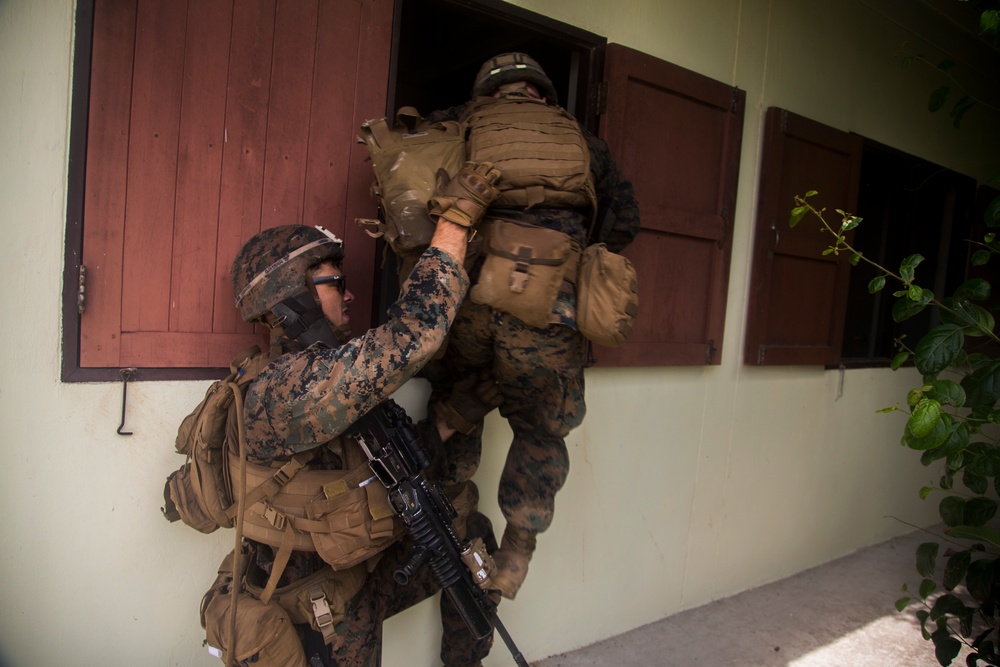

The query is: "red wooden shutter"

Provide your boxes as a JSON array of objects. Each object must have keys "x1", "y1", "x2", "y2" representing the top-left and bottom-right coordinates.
[
  {"x1": 80, "y1": 0, "x2": 392, "y2": 371},
  {"x1": 597, "y1": 43, "x2": 744, "y2": 366},
  {"x1": 744, "y1": 108, "x2": 864, "y2": 366}
]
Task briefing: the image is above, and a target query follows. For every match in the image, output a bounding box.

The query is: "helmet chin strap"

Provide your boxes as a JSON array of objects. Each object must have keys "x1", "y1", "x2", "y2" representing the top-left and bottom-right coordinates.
[{"x1": 269, "y1": 290, "x2": 346, "y2": 349}]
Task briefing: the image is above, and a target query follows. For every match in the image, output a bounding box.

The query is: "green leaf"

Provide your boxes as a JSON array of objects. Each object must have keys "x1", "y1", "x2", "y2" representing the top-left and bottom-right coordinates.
[
  {"x1": 790, "y1": 206, "x2": 807, "y2": 228},
  {"x1": 895, "y1": 596, "x2": 911, "y2": 612},
  {"x1": 917, "y1": 541, "x2": 939, "y2": 577},
  {"x1": 849, "y1": 252, "x2": 861, "y2": 266},
  {"x1": 965, "y1": 558, "x2": 996, "y2": 603},
  {"x1": 961, "y1": 360, "x2": 1000, "y2": 407},
  {"x1": 868, "y1": 275, "x2": 886, "y2": 294},
  {"x1": 903, "y1": 417, "x2": 949, "y2": 450},
  {"x1": 925, "y1": 379, "x2": 966, "y2": 407},
  {"x1": 930, "y1": 592, "x2": 968, "y2": 620},
  {"x1": 920, "y1": 486, "x2": 934, "y2": 500},
  {"x1": 940, "y1": 495, "x2": 967, "y2": 527},
  {"x1": 947, "y1": 525, "x2": 1000, "y2": 549},
  {"x1": 963, "y1": 469, "x2": 989, "y2": 495},
  {"x1": 963, "y1": 497, "x2": 998, "y2": 526},
  {"x1": 986, "y1": 194, "x2": 1000, "y2": 228},
  {"x1": 949, "y1": 95, "x2": 976, "y2": 129},
  {"x1": 900, "y1": 254, "x2": 925, "y2": 282},
  {"x1": 932, "y1": 630, "x2": 962, "y2": 665},
  {"x1": 908, "y1": 399, "x2": 943, "y2": 438},
  {"x1": 804, "y1": 190, "x2": 817, "y2": 198},
  {"x1": 981, "y1": 9, "x2": 999, "y2": 35},
  {"x1": 915, "y1": 325, "x2": 965, "y2": 375},
  {"x1": 891, "y1": 351, "x2": 910, "y2": 370},
  {"x1": 955, "y1": 279, "x2": 991, "y2": 301},
  {"x1": 944, "y1": 550, "x2": 971, "y2": 590},
  {"x1": 916, "y1": 609, "x2": 932, "y2": 639},
  {"x1": 928, "y1": 85, "x2": 950, "y2": 113},
  {"x1": 892, "y1": 292, "x2": 933, "y2": 322},
  {"x1": 972, "y1": 249, "x2": 991, "y2": 266},
  {"x1": 919, "y1": 578, "x2": 937, "y2": 599},
  {"x1": 908, "y1": 284, "x2": 924, "y2": 301}
]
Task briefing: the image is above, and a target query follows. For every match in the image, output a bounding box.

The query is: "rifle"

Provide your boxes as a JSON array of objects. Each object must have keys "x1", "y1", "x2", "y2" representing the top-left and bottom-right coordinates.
[{"x1": 352, "y1": 399, "x2": 529, "y2": 667}]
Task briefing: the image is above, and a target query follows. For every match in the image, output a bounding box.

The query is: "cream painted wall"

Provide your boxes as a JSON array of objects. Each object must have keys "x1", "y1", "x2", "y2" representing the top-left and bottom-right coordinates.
[{"x1": 0, "y1": 0, "x2": 997, "y2": 665}]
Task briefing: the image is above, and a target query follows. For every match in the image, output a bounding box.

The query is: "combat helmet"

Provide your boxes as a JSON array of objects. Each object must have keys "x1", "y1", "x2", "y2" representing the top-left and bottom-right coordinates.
[
  {"x1": 231, "y1": 225, "x2": 344, "y2": 323},
  {"x1": 471, "y1": 52, "x2": 558, "y2": 104}
]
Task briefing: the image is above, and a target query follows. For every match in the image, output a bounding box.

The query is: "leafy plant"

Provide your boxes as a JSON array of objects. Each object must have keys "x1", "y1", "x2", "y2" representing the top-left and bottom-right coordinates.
[{"x1": 791, "y1": 191, "x2": 1000, "y2": 665}]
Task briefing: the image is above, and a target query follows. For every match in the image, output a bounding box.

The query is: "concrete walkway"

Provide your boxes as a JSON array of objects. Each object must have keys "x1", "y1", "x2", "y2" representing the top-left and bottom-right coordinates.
[{"x1": 533, "y1": 528, "x2": 972, "y2": 667}]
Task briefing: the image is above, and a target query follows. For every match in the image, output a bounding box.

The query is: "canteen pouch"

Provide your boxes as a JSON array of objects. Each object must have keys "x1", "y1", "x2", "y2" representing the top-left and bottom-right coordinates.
[
  {"x1": 576, "y1": 243, "x2": 639, "y2": 347},
  {"x1": 201, "y1": 551, "x2": 308, "y2": 666},
  {"x1": 243, "y1": 556, "x2": 366, "y2": 634},
  {"x1": 470, "y1": 220, "x2": 579, "y2": 328}
]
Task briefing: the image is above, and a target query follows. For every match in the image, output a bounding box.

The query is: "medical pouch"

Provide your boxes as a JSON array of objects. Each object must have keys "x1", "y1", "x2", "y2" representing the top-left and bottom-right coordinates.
[
  {"x1": 576, "y1": 243, "x2": 639, "y2": 347},
  {"x1": 470, "y1": 219, "x2": 580, "y2": 328}
]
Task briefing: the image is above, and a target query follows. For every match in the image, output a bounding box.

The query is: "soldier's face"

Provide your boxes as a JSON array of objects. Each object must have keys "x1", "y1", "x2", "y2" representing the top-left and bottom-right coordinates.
[{"x1": 312, "y1": 262, "x2": 353, "y2": 329}]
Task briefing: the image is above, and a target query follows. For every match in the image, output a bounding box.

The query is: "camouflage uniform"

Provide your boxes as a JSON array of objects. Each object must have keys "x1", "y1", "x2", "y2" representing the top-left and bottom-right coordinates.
[
  {"x1": 242, "y1": 247, "x2": 493, "y2": 666},
  {"x1": 423, "y1": 103, "x2": 641, "y2": 536}
]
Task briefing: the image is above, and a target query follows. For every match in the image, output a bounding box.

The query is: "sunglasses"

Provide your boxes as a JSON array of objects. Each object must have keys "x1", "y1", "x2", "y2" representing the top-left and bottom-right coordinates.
[{"x1": 312, "y1": 274, "x2": 347, "y2": 294}]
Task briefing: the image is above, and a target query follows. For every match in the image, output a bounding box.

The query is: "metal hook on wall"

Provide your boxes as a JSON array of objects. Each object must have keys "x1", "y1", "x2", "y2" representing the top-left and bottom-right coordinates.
[{"x1": 117, "y1": 368, "x2": 137, "y2": 436}]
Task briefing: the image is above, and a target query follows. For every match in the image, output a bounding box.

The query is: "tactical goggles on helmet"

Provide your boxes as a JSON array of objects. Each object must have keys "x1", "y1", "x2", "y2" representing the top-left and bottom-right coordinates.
[{"x1": 311, "y1": 274, "x2": 347, "y2": 294}]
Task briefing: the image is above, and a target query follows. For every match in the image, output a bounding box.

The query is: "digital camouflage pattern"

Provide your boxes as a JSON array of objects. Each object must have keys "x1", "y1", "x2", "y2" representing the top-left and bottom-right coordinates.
[
  {"x1": 242, "y1": 247, "x2": 468, "y2": 462},
  {"x1": 240, "y1": 247, "x2": 493, "y2": 665},
  {"x1": 425, "y1": 299, "x2": 587, "y2": 533},
  {"x1": 423, "y1": 98, "x2": 640, "y2": 538},
  {"x1": 325, "y1": 511, "x2": 498, "y2": 667},
  {"x1": 230, "y1": 224, "x2": 346, "y2": 323}
]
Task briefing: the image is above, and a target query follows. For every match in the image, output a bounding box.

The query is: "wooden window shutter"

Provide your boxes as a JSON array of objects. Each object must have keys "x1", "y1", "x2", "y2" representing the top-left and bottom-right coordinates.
[
  {"x1": 744, "y1": 108, "x2": 863, "y2": 366},
  {"x1": 76, "y1": 0, "x2": 391, "y2": 374},
  {"x1": 597, "y1": 43, "x2": 744, "y2": 366}
]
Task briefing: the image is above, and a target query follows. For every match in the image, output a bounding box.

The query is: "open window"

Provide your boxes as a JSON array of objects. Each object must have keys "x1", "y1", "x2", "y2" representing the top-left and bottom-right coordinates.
[{"x1": 744, "y1": 107, "x2": 979, "y2": 367}]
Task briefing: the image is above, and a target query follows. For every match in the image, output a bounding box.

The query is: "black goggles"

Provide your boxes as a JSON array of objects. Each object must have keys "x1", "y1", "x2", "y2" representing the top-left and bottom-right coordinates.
[{"x1": 312, "y1": 274, "x2": 347, "y2": 293}]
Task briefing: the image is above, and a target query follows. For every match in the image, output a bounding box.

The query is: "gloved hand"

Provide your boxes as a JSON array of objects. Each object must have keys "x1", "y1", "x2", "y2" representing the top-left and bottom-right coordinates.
[
  {"x1": 436, "y1": 372, "x2": 503, "y2": 435},
  {"x1": 427, "y1": 161, "x2": 502, "y2": 229}
]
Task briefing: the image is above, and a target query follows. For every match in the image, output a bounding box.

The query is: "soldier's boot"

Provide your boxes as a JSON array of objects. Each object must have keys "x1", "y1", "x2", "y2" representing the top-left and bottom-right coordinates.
[{"x1": 490, "y1": 525, "x2": 537, "y2": 600}]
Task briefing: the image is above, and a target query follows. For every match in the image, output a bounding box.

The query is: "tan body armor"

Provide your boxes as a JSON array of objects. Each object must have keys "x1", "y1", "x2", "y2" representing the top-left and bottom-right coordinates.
[{"x1": 464, "y1": 95, "x2": 597, "y2": 215}]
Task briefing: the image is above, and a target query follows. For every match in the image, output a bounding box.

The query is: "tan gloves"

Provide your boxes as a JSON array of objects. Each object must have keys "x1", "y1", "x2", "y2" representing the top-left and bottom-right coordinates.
[
  {"x1": 436, "y1": 372, "x2": 504, "y2": 435},
  {"x1": 427, "y1": 161, "x2": 502, "y2": 229}
]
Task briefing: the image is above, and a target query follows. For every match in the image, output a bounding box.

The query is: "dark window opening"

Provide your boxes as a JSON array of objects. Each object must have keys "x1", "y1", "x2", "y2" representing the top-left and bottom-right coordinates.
[
  {"x1": 839, "y1": 140, "x2": 977, "y2": 365},
  {"x1": 372, "y1": 0, "x2": 606, "y2": 323}
]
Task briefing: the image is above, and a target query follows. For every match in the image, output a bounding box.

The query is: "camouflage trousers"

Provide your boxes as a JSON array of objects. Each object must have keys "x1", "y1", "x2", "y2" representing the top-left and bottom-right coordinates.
[
  {"x1": 428, "y1": 300, "x2": 587, "y2": 534},
  {"x1": 303, "y1": 510, "x2": 496, "y2": 667}
]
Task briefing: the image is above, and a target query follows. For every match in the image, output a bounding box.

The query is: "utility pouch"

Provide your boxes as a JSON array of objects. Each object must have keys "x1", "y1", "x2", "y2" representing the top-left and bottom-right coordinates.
[
  {"x1": 231, "y1": 436, "x2": 402, "y2": 572},
  {"x1": 201, "y1": 550, "x2": 307, "y2": 666},
  {"x1": 576, "y1": 243, "x2": 639, "y2": 347},
  {"x1": 304, "y1": 469, "x2": 401, "y2": 571},
  {"x1": 470, "y1": 220, "x2": 580, "y2": 328}
]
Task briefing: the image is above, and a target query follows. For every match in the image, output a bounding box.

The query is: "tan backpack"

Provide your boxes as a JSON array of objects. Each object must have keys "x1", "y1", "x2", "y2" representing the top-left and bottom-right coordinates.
[
  {"x1": 357, "y1": 106, "x2": 466, "y2": 282},
  {"x1": 162, "y1": 346, "x2": 271, "y2": 533}
]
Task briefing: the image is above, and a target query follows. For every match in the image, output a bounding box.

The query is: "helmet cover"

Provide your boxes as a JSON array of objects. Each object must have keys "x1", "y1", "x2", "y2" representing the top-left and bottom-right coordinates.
[
  {"x1": 231, "y1": 225, "x2": 345, "y2": 322},
  {"x1": 471, "y1": 52, "x2": 558, "y2": 105}
]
